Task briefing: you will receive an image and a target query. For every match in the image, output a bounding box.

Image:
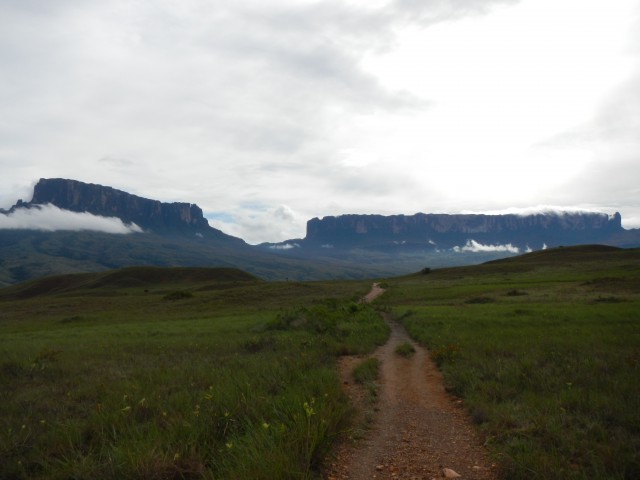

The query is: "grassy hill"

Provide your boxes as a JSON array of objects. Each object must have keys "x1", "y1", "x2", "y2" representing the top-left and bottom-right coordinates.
[
  {"x1": 382, "y1": 245, "x2": 640, "y2": 479},
  {"x1": 0, "y1": 266, "x2": 261, "y2": 300},
  {"x1": 1, "y1": 246, "x2": 638, "y2": 479},
  {"x1": 0, "y1": 229, "x2": 401, "y2": 287}
]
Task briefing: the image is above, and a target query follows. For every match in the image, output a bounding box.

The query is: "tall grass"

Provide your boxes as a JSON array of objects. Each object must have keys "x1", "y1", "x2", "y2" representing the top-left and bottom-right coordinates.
[
  {"x1": 385, "y1": 248, "x2": 640, "y2": 480},
  {"x1": 0, "y1": 279, "x2": 388, "y2": 479}
]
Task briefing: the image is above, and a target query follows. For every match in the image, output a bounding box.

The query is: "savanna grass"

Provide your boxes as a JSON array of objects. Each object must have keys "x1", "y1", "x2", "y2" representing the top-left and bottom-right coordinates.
[
  {"x1": 385, "y1": 247, "x2": 640, "y2": 480},
  {"x1": 352, "y1": 357, "x2": 380, "y2": 385},
  {"x1": 394, "y1": 342, "x2": 416, "y2": 357},
  {"x1": 0, "y1": 277, "x2": 388, "y2": 479}
]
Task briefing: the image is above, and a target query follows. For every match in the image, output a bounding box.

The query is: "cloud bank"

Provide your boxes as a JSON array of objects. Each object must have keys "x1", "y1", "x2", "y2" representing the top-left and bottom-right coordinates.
[
  {"x1": 0, "y1": 204, "x2": 143, "y2": 234},
  {"x1": 453, "y1": 240, "x2": 521, "y2": 253}
]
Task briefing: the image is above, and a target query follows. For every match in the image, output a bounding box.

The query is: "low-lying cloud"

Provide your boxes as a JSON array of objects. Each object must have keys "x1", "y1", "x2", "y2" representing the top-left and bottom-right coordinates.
[
  {"x1": 463, "y1": 205, "x2": 609, "y2": 217},
  {"x1": 269, "y1": 242, "x2": 300, "y2": 250},
  {"x1": 453, "y1": 239, "x2": 521, "y2": 254},
  {"x1": 0, "y1": 204, "x2": 143, "y2": 234}
]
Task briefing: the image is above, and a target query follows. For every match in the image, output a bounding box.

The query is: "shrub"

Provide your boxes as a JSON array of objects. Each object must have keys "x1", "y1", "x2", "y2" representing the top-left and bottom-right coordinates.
[
  {"x1": 394, "y1": 342, "x2": 416, "y2": 357},
  {"x1": 352, "y1": 357, "x2": 380, "y2": 385}
]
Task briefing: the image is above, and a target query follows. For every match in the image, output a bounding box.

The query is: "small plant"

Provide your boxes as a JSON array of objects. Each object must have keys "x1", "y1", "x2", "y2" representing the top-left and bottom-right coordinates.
[
  {"x1": 395, "y1": 342, "x2": 416, "y2": 358},
  {"x1": 352, "y1": 358, "x2": 381, "y2": 410},
  {"x1": 352, "y1": 357, "x2": 380, "y2": 385}
]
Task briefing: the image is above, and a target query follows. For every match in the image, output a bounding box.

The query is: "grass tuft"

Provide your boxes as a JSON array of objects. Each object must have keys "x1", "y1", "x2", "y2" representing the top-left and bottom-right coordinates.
[
  {"x1": 394, "y1": 342, "x2": 416, "y2": 357},
  {"x1": 352, "y1": 357, "x2": 380, "y2": 385}
]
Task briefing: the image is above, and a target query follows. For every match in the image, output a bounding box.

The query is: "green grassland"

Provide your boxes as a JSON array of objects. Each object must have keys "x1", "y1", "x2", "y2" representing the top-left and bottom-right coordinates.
[
  {"x1": 0, "y1": 268, "x2": 387, "y2": 479},
  {"x1": 1, "y1": 246, "x2": 639, "y2": 479},
  {"x1": 382, "y1": 245, "x2": 640, "y2": 480}
]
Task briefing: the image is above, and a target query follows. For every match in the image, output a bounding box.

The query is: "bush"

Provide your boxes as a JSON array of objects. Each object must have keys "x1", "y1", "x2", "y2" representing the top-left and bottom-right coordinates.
[
  {"x1": 352, "y1": 357, "x2": 380, "y2": 385},
  {"x1": 394, "y1": 342, "x2": 416, "y2": 357}
]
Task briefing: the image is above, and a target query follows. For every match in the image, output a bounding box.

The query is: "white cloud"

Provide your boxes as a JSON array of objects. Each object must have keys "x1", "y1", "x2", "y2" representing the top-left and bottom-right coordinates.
[
  {"x1": 462, "y1": 205, "x2": 609, "y2": 217},
  {"x1": 208, "y1": 204, "x2": 305, "y2": 244},
  {"x1": 0, "y1": 204, "x2": 143, "y2": 234},
  {"x1": 0, "y1": 0, "x2": 638, "y2": 243},
  {"x1": 453, "y1": 239, "x2": 520, "y2": 253},
  {"x1": 269, "y1": 242, "x2": 300, "y2": 250}
]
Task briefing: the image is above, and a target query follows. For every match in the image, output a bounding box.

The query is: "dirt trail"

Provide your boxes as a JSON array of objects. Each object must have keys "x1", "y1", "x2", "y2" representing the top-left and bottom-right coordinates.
[{"x1": 326, "y1": 285, "x2": 497, "y2": 480}]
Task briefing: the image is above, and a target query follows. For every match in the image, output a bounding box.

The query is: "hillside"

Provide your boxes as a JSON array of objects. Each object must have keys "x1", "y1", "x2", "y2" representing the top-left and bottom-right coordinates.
[{"x1": 0, "y1": 266, "x2": 260, "y2": 300}]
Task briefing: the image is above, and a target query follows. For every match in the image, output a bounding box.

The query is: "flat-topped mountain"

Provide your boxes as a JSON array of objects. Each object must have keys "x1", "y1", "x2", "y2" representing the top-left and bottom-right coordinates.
[
  {"x1": 0, "y1": 179, "x2": 396, "y2": 285},
  {"x1": 302, "y1": 211, "x2": 625, "y2": 250},
  {"x1": 2, "y1": 177, "x2": 640, "y2": 286},
  {"x1": 11, "y1": 178, "x2": 241, "y2": 241}
]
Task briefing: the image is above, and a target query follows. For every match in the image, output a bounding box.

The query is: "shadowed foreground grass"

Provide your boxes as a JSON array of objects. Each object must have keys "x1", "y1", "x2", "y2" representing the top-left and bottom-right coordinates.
[
  {"x1": 384, "y1": 246, "x2": 640, "y2": 480},
  {"x1": 0, "y1": 274, "x2": 388, "y2": 479}
]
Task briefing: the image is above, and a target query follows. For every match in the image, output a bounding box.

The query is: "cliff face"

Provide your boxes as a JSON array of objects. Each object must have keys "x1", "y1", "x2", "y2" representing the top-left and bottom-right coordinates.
[
  {"x1": 26, "y1": 178, "x2": 238, "y2": 240},
  {"x1": 304, "y1": 212, "x2": 624, "y2": 249}
]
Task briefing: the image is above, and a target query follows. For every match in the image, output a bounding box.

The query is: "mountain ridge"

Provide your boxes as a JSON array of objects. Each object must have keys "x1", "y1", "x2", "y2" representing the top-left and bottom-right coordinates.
[
  {"x1": 7, "y1": 178, "x2": 243, "y2": 242},
  {"x1": 2, "y1": 178, "x2": 640, "y2": 286},
  {"x1": 299, "y1": 210, "x2": 625, "y2": 250}
]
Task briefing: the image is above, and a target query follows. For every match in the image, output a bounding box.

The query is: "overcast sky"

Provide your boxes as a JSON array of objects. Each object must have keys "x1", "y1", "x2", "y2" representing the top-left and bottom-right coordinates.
[{"x1": 1, "y1": 0, "x2": 639, "y2": 243}]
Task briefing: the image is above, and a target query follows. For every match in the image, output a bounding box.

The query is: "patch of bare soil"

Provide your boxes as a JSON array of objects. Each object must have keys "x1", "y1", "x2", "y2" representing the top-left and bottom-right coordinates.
[{"x1": 325, "y1": 286, "x2": 497, "y2": 480}]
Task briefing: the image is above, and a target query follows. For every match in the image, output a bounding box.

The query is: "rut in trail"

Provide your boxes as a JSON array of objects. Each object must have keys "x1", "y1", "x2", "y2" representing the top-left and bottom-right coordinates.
[{"x1": 326, "y1": 286, "x2": 497, "y2": 480}]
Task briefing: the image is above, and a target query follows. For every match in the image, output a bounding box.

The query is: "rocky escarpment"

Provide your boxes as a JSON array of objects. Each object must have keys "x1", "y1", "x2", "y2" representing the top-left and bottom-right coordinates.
[
  {"x1": 303, "y1": 212, "x2": 626, "y2": 250},
  {"x1": 15, "y1": 178, "x2": 241, "y2": 241}
]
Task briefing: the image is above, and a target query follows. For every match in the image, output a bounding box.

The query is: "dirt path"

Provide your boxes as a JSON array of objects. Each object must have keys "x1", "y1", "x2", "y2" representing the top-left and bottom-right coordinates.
[{"x1": 325, "y1": 285, "x2": 497, "y2": 480}]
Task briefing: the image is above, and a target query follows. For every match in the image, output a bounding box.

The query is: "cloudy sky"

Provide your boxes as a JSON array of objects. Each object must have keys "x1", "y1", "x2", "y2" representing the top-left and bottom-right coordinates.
[{"x1": 1, "y1": 0, "x2": 639, "y2": 243}]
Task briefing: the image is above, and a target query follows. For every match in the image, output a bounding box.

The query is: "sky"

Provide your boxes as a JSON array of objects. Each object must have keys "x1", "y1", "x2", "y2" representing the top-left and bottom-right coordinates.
[{"x1": 1, "y1": 0, "x2": 639, "y2": 244}]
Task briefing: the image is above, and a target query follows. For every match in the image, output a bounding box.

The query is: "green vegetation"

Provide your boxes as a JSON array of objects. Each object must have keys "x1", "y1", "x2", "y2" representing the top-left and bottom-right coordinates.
[
  {"x1": 0, "y1": 268, "x2": 388, "y2": 479},
  {"x1": 384, "y1": 246, "x2": 640, "y2": 479},
  {"x1": 394, "y1": 342, "x2": 416, "y2": 357},
  {"x1": 2, "y1": 245, "x2": 639, "y2": 479},
  {"x1": 350, "y1": 357, "x2": 381, "y2": 433},
  {"x1": 0, "y1": 229, "x2": 399, "y2": 287},
  {"x1": 352, "y1": 357, "x2": 380, "y2": 385}
]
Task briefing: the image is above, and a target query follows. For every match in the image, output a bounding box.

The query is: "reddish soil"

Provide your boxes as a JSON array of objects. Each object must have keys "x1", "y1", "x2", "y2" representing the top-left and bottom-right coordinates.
[{"x1": 325, "y1": 285, "x2": 498, "y2": 480}]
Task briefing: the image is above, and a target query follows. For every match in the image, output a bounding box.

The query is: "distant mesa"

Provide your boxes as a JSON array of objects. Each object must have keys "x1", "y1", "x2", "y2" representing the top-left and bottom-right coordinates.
[
  {"x1": 7, "y1": 178, "x2": 243, "y2": 243},
  {"x1": 264, "y1": 210, "x2": 636, "y2": 253},
  {"x1": 1, "y1": 177, "x2": 639, "y2": 287},
  {"x1": 2, "y1": 178, "x2": 637, "y2": 253}
]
